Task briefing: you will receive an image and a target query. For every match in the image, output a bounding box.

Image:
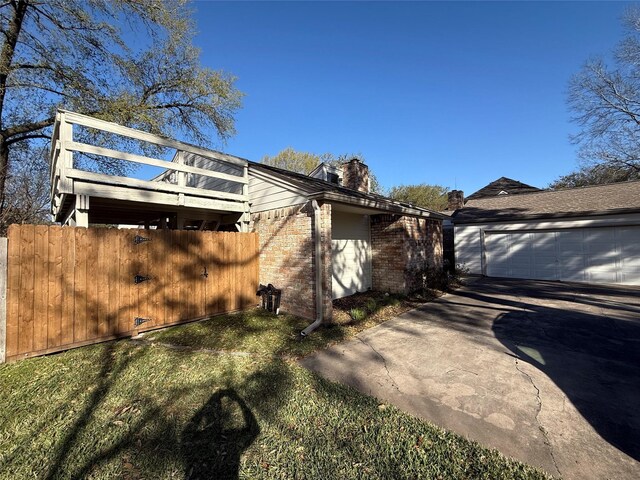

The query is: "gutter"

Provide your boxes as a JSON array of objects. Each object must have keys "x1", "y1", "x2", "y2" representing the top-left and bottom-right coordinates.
[
  {"x1": 308, "y1": 191, "x2": 447, "y2": 220},
  {"x1": 300, "y1": 199, "x2": 324, "y2": 338},
  {"x1": 451, "y1": 207, "x2": 640, "y2": 225}
]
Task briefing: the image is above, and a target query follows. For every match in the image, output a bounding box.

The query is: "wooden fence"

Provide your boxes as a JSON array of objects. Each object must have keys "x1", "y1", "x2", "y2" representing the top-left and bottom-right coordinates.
[{"x1": 4, "y1": 225, "x2": 259, "y2": 362}]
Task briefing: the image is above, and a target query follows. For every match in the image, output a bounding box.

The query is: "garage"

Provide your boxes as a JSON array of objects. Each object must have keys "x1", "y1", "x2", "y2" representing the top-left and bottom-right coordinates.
[
  {"x1": 331, "y1": 211, "x2": 372, "y2": 298},
  {"x1": 450, "y1": 178, "x2": 640, "y2": 287},
  {"x1": 485, "y1": 226, "x2": 640, "y2": 285}
]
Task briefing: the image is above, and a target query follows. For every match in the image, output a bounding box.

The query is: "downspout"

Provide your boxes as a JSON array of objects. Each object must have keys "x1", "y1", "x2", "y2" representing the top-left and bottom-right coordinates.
[{"x1": 300, "y1": 199, "x2": 324, "y2": 338}]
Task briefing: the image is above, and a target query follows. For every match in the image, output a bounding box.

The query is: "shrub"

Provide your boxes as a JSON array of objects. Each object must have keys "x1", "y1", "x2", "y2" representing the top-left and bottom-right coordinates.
[
  {"x1": 408, "y1": 263, "x2": 469, "y2": 295},
  {"x1": 365, "y1": 298, "x2": 378, "y2": 313},
  {"x1": 349, "y1": 307, "x2": 367, "y2": 322}
]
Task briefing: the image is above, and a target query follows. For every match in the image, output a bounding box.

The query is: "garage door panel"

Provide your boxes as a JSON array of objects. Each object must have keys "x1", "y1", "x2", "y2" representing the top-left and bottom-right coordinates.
[
  {"x1": 485, "y1": 226, "x2": 639, "y2": 285},
  {"x1": 588, "y1": 269, "x2": 618, "y2": 283},
  {"x1": 620, "y1": 268, "x2": 640, "y2": 285},
  {"x1": 533, "y1": 264, "x2": 558, "y2": 280}
]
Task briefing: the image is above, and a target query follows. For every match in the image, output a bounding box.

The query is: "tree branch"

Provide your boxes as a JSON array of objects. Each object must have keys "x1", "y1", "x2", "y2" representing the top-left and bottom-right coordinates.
[
  {"x1": 5, "y1": 132, "x2": 50, "y2": 145},
  {"x1": 0, "y1": 0, "x2": 29, "y2": 129},
  {"x1": 1, "y1": 116, "x2": 55, "y2": 138}
]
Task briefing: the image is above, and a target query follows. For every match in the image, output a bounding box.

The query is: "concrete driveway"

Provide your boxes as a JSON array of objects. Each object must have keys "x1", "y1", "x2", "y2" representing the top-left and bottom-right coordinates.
[{"x1": 301, "y1": 278, "x2": 640, "y2": 479}]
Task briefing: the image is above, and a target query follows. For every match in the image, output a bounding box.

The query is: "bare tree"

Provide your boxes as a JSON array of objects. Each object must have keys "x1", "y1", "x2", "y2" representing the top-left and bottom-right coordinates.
[
  {"x1": 0, "y1": 145, "x2": 49, "y2": 231},
  {"x1": 549, "y1": 163, "x2": 640, "y2": 189},
  {"x1": 568, "y1": 7, "x2": 640, "y2": 174}
]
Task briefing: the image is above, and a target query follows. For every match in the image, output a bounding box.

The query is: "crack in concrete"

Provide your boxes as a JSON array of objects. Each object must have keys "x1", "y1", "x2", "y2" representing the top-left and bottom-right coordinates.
[
  {"x1": 514, "y1": 357, "x2": 561, "y2": 478},
  {"x1": 356, "y1": 336, "x2": 403, "y2": 395}
]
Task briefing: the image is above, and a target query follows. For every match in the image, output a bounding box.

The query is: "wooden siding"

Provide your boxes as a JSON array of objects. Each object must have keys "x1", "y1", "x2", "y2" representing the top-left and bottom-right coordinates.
[
  {"x1": 5, "y1": 225, "x2": 259, "y2": 362},
  {"x1": 248, "y1": 170, "x2": 309, "y2": 212},
  {"x1": 185, "y1": 152, "x2": 245, "y2": 194}
]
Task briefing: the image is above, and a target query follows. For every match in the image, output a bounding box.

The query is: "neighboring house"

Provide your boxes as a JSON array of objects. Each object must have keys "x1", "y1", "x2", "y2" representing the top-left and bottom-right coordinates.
[
  {"x1": 445, "y1": 178, "x2": 640, "y2": 286},
  {"x1": 464, "y1": 176, "x2": 541, "y2": 200},
  {"x1": 49, "y1": 111, "x2": 445, "y2": 325}
]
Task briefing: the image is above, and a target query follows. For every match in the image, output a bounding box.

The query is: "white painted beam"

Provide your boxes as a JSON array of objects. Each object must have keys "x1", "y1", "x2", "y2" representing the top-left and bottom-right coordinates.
[
  {"x1": 66, "y1": 169, "x2": 247, "y2": 202},
  {"x1": 67, "y1": 141, "x2": 247, "y2": 184},
  {"x1": 61, "y1": 110, "x2": 247, "y2": 167}
]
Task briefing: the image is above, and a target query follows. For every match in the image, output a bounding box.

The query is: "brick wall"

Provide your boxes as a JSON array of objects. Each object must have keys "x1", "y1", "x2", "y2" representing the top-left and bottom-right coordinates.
[
  {"x1": 371, "y1": 214, "x2": 443, "y2": 294},
  {"x1": 318, "y1": 203, "x2": 333, "y2": 320},
  {"x1": 251, "y1": 202, "x2": 332, "y2": 321},
  {"x1": 371, "y1": 215, "x2": 406, "y2": 293},
  {"x1": 342, "y1": 159, "x2": 370, "y2": 193}
]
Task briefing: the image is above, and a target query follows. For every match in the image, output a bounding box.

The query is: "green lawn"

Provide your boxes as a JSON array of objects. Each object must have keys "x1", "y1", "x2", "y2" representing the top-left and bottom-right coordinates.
[
  {"x1": 145, "y1": 292, "x2": 422, "y2": 357},
  {"x1": 0, "y1": 306, "x2": 551, "y2": 479}
]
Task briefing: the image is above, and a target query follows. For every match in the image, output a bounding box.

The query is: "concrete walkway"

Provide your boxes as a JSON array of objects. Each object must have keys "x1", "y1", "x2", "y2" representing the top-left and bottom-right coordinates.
[{"x1": 301, "y1": 278, "x2": 640, "y2": 479}]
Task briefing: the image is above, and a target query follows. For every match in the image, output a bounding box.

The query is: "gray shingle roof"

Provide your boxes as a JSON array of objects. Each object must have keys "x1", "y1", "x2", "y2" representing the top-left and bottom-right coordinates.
[
  {"x1": 465, "y1": 177, "x2": 541, "y2": 200},
  {"x1": 250, "y1": 162, "x2": 445, "y2": 219},
  {"x1": 452, "y1": 180, "x2": 640, "y2": 223}
]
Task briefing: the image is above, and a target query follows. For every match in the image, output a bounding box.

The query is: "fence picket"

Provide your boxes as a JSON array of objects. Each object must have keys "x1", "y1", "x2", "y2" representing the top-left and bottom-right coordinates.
[
  {"x1": 47, "y1": 226, "x2": 63, "y2": 348},
  {"x1": 6, "y1": 225, "x2": 21, "y2": 357},
  {"x1": 18, "y1": 226, "x2": 35, "y2": 355},
  {"x1": 60, "y1": 227, "x2": 75, "y2": 345}
]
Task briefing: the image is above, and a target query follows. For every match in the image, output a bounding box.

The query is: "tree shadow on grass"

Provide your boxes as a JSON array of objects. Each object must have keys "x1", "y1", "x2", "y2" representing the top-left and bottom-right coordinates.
[{"x1": 38, "y1": 343, "x2": 293, "y2": 480}]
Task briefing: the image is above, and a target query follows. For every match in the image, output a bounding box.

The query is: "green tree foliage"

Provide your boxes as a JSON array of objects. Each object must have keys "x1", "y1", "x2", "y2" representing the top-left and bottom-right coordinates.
[
  {"x1": 550, "y1": 164, "x2": 640, "y2": 189},
  {"x1": 0, "y1": 0, "x2": 243, "y2": 230},
  {"x1": 388, "y1": 184, "x2": 449, "y2": 211},
  {"x1": 260, "y1": 148, "x2": 384, "y2": 193},
  {"x1": 260, "y1": 147, "x2": 332, "y2": 174},
  {"x1": 568, "y1": 7, "x2": 640, "y2": 175}
]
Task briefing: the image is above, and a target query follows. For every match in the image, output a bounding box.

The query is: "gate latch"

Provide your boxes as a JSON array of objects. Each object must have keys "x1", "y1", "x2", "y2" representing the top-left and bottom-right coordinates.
[
  {"x1": 134, "y1": 317, "x2": 150, "y2": 327},
  {"x1": 134, "y1": 274, "x2": 152, "y2": 284}
]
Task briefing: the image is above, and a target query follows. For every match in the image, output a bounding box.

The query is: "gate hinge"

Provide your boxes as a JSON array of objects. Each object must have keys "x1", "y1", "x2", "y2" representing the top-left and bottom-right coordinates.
[
  {"x1": 134, "y1": 274, "x2": 152, "y2": 284},
  {"x1": 133, "y1": 235, "x2": 151, "y2": 245},
  {"x1": 134, "y1": 317, "x2": 150, "y2": 327}
]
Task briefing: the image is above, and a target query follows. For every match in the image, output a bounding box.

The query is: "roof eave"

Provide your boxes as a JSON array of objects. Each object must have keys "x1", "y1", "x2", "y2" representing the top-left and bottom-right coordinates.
[
  {"x1": 309, "y1": 191, "x2": 446, "y2": 220},
  {"x1": 452, "y1": 207, "x2": 640, "y2": 224}
]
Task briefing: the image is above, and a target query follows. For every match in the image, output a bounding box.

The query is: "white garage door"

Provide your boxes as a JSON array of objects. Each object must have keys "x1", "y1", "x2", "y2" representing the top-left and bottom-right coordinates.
[
  {"x1": 331, "y1": 211, "x2": 372, "y2": 299},
  {"x1": 485, "y1": 226, "x2": 640, "y2": 285}
]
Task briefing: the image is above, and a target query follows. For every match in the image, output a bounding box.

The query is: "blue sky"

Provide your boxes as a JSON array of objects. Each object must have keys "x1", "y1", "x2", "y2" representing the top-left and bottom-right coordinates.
[{"x1": 192, "y1": 1, "x2": 633, "y2": 196}]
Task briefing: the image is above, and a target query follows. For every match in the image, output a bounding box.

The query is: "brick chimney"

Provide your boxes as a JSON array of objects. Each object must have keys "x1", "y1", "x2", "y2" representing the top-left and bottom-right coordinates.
[
  {"x1": 447, "y1": 190, "x2": 464, "y2": 210},
  {"x1": 342, "y1": 158, "x2": 369, "y2": 193}
]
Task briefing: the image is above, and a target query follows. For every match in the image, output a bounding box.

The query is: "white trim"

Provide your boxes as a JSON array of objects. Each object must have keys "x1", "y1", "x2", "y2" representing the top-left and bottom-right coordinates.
[
  {"x1": 66, "y1": 169, "x2": 246, "y2": 202},
  {"x1": 61, "y1": 110, "x2": 247, "y2": 167},
  {"x1": 67, "y1": 141, "x2": 246, "y2": 184}
]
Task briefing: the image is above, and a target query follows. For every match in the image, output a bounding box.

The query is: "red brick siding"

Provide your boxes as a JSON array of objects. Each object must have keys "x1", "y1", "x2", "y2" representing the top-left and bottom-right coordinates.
[
  {"x1": 318, "y1": 203, "x2": 333, "y2": 320},
  {"x1": 371, "y1": 214, "x2": 443, "y2": 294},
  {"x1": 342, "y1": 159, "x2": 370, "y2": 193},
  {"x1": 371, "y1": 215, "x2": 406, "y2": 293},
  {"x1": 250, "y1": 203, "x2": 332, "y2": 321}
]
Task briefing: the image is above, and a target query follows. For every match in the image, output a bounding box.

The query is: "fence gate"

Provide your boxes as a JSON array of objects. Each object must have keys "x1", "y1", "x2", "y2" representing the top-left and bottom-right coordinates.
[{"x1": 5, "y1": 225, "x2": 259, "y2": 362}]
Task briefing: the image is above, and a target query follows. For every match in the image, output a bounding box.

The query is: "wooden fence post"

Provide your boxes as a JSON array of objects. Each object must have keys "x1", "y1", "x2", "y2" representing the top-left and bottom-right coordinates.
[{"x1": 0, "y1": 237, "x2": 7, "y2": 363}]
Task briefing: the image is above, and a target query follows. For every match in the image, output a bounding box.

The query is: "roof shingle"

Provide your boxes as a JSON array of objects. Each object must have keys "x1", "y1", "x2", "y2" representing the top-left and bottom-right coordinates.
[
  {"x1": 453, "y1": 180, "x2": 640, "y2": 223},
  {"x1": 465, "y1": 177, "x2": 541, "y2": 200}
]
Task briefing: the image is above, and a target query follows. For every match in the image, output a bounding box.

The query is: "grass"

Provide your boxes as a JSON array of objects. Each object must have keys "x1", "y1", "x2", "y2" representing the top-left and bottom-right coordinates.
[
  {"x1": 145, "y1": 291, "x2": 425, "y2": 357},
  {"x1": 0, "y1": 293, "x2": 551, "y2": 479}
]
